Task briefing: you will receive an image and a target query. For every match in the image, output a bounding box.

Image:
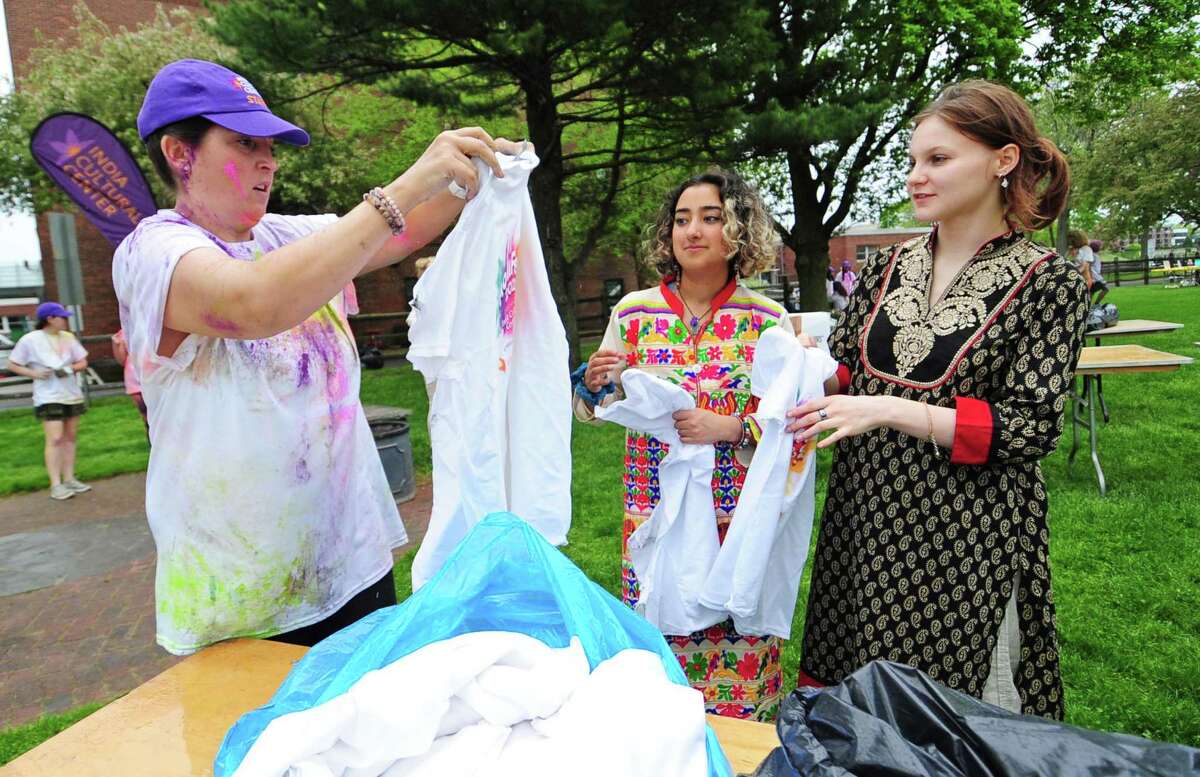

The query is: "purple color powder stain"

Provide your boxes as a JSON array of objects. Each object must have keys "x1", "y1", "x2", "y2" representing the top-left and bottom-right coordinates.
[
  {"x1": 295, "y1": 458, "x2": 311, "y2": 483},
  {"x1": 201, "y1": 312, "x2": 241, "y2": 335},
  {"x1": 297, "y1": 352, "x2": 311, "y2": 387},
  {"x1": 177, "y1": 146, "x2": 197, "y2": 190},
  {"x1": 168, "y1": 208, "x2": 246, "y2": 259}
]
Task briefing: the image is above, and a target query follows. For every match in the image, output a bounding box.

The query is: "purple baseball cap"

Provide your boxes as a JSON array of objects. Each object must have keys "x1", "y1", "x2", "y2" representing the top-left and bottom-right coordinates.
[
  {"x1": 137, "y1": 59, "x2": 310, "y2": 146},
  {"x1": 36, "y1": 301, "x2": 72, "y2": 320}
]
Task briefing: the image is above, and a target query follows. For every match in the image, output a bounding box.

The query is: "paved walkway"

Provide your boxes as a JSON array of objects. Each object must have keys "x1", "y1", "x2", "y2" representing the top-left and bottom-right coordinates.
[{"x1": 0, "y1": 472, "x2": 432, "y2": 729}]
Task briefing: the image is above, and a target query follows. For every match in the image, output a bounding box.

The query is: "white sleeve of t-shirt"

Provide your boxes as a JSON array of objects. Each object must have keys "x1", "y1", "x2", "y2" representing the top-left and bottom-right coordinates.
[
  {"x1": 8, "y1": 332, "x2": 36, "y2": 367},
  {"x1": 113, "y1": 221, "x2": 218, "y2": 372},
  {"x1": 113, "y1": 213, "x2": 339, "y2": 374},
  {"x1": 67, "y1": 333, "x2": 88, "y2": 363}
]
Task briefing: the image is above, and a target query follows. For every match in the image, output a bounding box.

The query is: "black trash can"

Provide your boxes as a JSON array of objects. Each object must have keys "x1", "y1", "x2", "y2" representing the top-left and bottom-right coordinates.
[{"x1": 362, "y1": 405, "x2": 416, "y2": 503}]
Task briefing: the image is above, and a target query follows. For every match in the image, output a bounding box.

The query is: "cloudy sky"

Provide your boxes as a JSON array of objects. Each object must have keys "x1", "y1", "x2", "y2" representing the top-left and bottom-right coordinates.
[{"x1": 0, "y1": 0, "x2": 42, "y2": 271}]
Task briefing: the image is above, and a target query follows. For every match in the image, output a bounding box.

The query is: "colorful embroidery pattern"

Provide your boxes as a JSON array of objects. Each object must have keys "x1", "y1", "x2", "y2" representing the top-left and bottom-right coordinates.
[
  {"x1": 610, "y1": 285, "x2": 788, "y2": 722},
  {"x1": 622, "y1": 510, "x2": 783, "y2": 722},
  {"x1": 670, "y1": 626, "x2": 783, "y2": 721}
]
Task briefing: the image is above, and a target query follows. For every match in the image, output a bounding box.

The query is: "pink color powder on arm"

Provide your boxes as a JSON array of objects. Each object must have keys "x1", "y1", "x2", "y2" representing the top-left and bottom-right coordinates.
[{"x1": 201, "y1": 312, "x2": 242, "y2": 336}]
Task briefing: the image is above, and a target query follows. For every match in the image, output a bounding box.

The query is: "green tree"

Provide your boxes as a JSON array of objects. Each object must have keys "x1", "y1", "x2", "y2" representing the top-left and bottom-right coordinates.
[
  {"x1": 0, "y1": 4, "x2": 236, "y2": 213},
  {"x1": 737, "y1": 0, "x2": 1200, "y2": 308},
  {"x1": 1077, "y1": 85, "x2": 1200, "y2": 239},
  {"x1": 209, "y1": 0, "x2": 774, "y2": 361},
  {"x1": 1032, "y1": 19, "x2": 1198, "y2": 254},
  {"x1": 0, "y1": 3, "x2": 466, "y2": 220}
]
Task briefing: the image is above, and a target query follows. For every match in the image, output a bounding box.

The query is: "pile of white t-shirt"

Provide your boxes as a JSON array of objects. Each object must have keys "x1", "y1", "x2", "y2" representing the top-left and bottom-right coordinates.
[{"x1": 231, "y1": 631, "x2": 708, "y2": 777}]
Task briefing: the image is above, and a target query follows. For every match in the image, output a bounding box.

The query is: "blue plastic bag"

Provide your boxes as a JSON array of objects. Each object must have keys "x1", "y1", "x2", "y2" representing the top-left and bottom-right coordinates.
[{"x1": 214, "y1": 512, "x2": 734, "y2": 776}]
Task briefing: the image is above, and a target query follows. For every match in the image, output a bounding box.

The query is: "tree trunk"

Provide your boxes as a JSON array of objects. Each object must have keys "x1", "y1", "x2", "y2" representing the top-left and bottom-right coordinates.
[
  {"x1": 524, "y1": 76, "x2": 580, "y2": 364},
  {"x1": 785, "y1": 152, "x2": 831, "y2": 313},
  {"x1": 788, "y1": 211, "x2": 832, "y2": 312},
  {"x1": 1141, "y1": 233, "x2": 1150, "y2": 285},
  {"x1": 1055, "y1": 206, "x2": 1070, "y2": 257}
]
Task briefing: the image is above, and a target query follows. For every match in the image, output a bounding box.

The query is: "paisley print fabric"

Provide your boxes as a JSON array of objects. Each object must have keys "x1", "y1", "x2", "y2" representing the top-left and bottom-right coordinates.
[{"x1": 801, "y1": 230, "x2": 1087, "y2": 720}]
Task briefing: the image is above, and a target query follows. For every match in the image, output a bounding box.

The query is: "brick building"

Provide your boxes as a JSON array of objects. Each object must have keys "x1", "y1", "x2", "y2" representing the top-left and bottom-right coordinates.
[
  {"x1": 827, "y1": 223, "x2": 931, "y2": 274},
  {"x1": 7, "y1": 0, "x2": 206, "y2": 363}
]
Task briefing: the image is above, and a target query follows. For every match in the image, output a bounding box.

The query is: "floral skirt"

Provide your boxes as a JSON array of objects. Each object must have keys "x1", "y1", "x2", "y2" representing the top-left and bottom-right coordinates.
[{"x1": 622, "y1": 512, "x2": 783, "y2": 722}]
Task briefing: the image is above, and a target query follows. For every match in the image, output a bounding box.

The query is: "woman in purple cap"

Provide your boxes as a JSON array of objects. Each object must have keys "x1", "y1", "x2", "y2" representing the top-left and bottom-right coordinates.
[
  {"x1": 113, "y1": 58, "x2": 525, "y2": 656},
  {"x1": 7, "y1": 301, "x2": 91, "y2": 500},
  {"x1": 835, "y1": 259, "x2": 858, "y2": 297}
]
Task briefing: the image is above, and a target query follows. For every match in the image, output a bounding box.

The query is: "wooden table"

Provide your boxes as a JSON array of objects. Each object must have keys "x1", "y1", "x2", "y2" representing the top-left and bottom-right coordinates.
[
  {"x1": 1086, "y1": 319, "x2": 1184, "y2": 340},
  {"x1": 1080, "y1": 319, "x2": 1183, "y2": 424},
  {"x1": 1069, "y1": 345, "x2": 1193, "y2": 495},
  {"x1": 4, "y1": 639, "x2": 779, "y2": 776}
]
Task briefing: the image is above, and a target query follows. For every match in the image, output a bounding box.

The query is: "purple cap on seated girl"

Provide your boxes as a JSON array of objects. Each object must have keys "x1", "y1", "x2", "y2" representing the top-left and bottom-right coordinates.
[{"x1": 136, "y1": 59, "x2": 310, "y2": 146}]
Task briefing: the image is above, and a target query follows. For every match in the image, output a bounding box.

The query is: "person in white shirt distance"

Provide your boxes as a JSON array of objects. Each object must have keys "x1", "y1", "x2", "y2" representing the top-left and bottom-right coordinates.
[{"x1": 6, "y1": 302, "x2": 91, "y2": 501}]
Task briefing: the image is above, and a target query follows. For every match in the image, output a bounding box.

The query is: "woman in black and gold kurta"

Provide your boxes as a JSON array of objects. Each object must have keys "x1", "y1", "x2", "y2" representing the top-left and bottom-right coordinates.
[{"x1": 787, "y1": 81, "x2": 1087, "y2": 719}]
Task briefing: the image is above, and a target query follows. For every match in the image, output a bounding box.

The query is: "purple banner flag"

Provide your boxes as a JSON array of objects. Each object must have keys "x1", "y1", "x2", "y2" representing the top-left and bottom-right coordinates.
[{"x1": 30, "y1": 112, "x2": 158, "y2": 247}]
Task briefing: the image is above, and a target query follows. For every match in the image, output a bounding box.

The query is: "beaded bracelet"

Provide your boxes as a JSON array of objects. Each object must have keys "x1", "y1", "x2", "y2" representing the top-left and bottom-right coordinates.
[
  {"x1": 735, "y1": 416, "x2": 755, "y2": 450},
  {"x1": 363, "y1": 187, "x2": 406, "y2": 236}
]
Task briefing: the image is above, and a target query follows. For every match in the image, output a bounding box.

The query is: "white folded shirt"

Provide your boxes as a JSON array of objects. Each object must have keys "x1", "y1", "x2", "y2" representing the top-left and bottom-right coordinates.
[
  {"x1": 699, "y1": 326, "x2": 837, "y2": 638},
  {"x1": 233, "y1": 631, "x2": 708, "y2": 777},
  {"x1": 596, "y1": 371, "x2": 726, "y2": 635}
]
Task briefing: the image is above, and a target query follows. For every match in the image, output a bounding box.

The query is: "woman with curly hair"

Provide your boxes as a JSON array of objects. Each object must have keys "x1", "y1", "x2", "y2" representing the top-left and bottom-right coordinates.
[{"x1": 573, "y1": 169, "x2": 794, "y2": 721}]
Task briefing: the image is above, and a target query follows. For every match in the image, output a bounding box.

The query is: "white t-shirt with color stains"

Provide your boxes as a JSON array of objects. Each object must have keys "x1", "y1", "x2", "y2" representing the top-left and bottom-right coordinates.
[
  {"x1": 112, "y1": 210, "x2": 406, "y2": 655},
  {"x1": 9, "y1": 329, "x2": 88, "y2": 406}
]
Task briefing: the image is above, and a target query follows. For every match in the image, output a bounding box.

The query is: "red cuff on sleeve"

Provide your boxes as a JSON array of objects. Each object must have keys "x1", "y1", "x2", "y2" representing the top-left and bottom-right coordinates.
[
  {"x1": 951, "y1": 396, "x2": 993, "y2": 465},
  {"x1": 835, "y1": 364, "x2": 851, "y2": 394}
]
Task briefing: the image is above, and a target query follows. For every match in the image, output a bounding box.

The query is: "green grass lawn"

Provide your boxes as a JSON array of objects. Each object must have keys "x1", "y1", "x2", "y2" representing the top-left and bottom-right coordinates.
[
  {"x1": 0, "y1": 395, "x2": 151, "y2": 497},
  {"x1": 2, "y1": 283, "x2": 1198, "y2": 763}
]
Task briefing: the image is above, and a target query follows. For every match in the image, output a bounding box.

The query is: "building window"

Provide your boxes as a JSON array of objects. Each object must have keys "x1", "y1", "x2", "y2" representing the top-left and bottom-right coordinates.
[
  {"x1": 603, "y1": 279, "x2": 625, "y2": 317},
  {"x1": 855, "y1": 244, "x2": 881, "y2": 262}
]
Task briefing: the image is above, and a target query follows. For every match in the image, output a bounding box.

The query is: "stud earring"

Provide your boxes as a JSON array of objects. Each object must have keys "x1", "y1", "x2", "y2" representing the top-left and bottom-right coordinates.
[{"x1": 999, "y1": 175, "x2": 1009, "y2": 189}]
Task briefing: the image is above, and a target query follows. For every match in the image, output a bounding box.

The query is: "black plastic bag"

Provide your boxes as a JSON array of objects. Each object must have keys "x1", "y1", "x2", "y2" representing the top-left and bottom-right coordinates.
[{"x1": 750, "y1": 661, "x2": 1199, "y2": 777}]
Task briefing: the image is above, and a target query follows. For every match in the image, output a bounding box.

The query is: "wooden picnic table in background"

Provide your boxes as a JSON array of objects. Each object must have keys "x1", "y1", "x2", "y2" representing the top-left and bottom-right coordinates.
[
  {"x1": 1070, "y1": 344, "x2": 1194, "y2": 496},
  {"x1": 1080, "y1": 320, "x2": 1184, "y2": 423}
]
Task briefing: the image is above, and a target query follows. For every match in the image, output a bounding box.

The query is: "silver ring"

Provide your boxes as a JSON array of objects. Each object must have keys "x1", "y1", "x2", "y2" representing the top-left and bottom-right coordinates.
[
  {"x1": 447, "y1": 180, "x2": 468, "y2": 199},
  {"x1": 818, "y1": 409, "x2": 828, "y2": 420}
]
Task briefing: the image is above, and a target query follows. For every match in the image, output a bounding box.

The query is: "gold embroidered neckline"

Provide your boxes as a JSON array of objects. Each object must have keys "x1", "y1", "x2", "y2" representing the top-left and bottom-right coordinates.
[{"x1": 874, "y1": 234, "x2": 1038, "y2": 381}]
